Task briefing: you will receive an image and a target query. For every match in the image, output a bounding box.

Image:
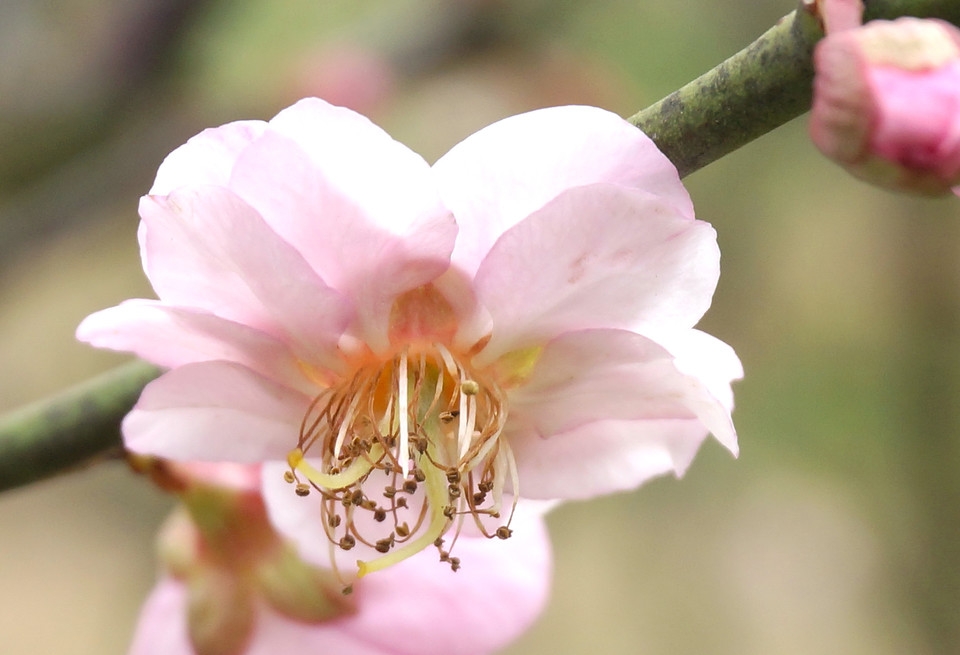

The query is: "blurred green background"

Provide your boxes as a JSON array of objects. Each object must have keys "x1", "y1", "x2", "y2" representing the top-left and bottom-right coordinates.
[{"x1": 1, "y1": 1, "x2": 959, "y2": 653}]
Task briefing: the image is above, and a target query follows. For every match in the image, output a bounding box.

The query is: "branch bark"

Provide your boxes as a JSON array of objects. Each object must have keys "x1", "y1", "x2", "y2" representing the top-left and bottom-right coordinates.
[{"x1": 1, "y1": 0, "x2": 958, "y2": 492}]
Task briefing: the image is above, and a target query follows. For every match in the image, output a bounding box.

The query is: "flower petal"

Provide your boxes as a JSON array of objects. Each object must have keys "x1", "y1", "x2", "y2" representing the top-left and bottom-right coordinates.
[
  {"x1": 76, "y1": 300, "x2": 313, "y2": 393},
  {"x1": 511, "y1": 418, "x2": 711, "y2": 500},
  {"x1": 433, "y1": 105, "x2": 693, "y2": 277},
  {"x1": 651, "y1": 328, "x2": 744, "y2": 421},
  {"x1": 464, "y1": 184, "x2": 719, "y2": 361},
  {"x1": 139, "y1": 186, "x2": 350, "y2": 370},
  {"x1": 226, "y1": 126, "x2": 457, "y2": 351},
  {"x1": 128, "y1": 579, "x2": 194, "y2": 655},
  {"x1": 506, "y1": 328, "x2": 738, "y2": 461},
  {"x1": 262, "y1": 468, "x2": 552, "y2": 655},
  {"x1": 124, "y1": 361, "x2": 309, "y2": 462},
  {"x1": 150, "y1": 120, "x2": 267, "y2": 195},
  {"x1": 339, "y1": 505, "x2": 551, "y2": 655}
]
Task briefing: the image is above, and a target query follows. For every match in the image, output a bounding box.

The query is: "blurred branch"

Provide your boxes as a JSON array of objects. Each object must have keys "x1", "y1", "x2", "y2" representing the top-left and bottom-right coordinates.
[
  {"x1": 0, "y1": 0, "x2": 216, "y2": 221},
  {"x1": 1, "y1": 0, "x2": 958, "y2": 493},
  {"x1": 629, "y1": 0, "x2": 960, "y2": 178},
  {"x1": 0, "y1": 361, "x2": 160, "y2": 493}
]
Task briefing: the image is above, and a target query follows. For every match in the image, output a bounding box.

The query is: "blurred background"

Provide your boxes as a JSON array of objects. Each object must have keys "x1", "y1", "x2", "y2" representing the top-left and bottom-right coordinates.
[{"x1": 1, "y1": 0, "x2": 959, "y2": 653}]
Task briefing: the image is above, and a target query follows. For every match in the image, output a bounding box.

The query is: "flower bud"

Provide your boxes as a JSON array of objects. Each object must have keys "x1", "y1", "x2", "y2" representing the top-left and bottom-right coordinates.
[
  {"x1": 810, "y1": 17, "x2": 960, "y2": 195},
  {"x1": 154, "y1": 466, "x2": 353, "y2": 655}
]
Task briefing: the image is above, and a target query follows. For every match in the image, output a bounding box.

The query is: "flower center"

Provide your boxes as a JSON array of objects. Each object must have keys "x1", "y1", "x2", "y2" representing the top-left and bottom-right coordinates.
[{"x1": 284, "y1": 344, "x2": 516, "y2": 578}]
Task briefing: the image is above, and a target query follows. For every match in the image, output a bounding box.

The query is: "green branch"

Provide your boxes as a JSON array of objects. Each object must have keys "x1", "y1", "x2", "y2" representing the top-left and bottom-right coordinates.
[
  {"x1": 0, "y1": 361, "x2": 160, "y2": 492},
  {"x1": 630, "y1": 0, "x2": 960, "y2": 178},
  {"x1": 1, "y1": 0, "x2": 958, "y2": 493}
]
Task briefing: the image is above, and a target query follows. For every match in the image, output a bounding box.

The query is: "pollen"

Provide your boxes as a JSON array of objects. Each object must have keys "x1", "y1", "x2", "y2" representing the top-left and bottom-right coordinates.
[{"x1": 284, "y1": 345, "x2": 517, "y2": 578}]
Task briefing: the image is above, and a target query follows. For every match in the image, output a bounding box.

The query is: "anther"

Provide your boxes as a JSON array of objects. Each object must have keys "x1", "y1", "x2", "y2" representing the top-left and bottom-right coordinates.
[
  {"x1": 375, "y1": 533, "x2": 395, "y2": 553},
  {"x1": 443, "y1": 506, "x2": 456, "y2": 519},
  {"x1": 283, "y1": 470, "x2": 296, "y2": 483},
  {"x1": 439, "y1": 411, "x2": 459, "y2": 424},
  {"x1": 339, "y1": 535, "x2": 356, "y2": 550},
  {"x1": 446, "y1": 470, "x2": 461, "y2": 484},
  {"x1": 328, "y1": 514, "x2": 342, "y2": 528},
  {"x1": 449, "y1": 557, "x2": 461, "y2": 572},
  {"x1": 402, "y1": 480, "x2": 418, "y2": 494},
  {"x1": 460, "y1": 380, "x2": 480, "y2": 396},
  {"x1": 396, "y1": 497, "x2": 408, "y2": 509},
  {"x1": 448, "y1": 484, "x2": 461, "y2": 498},
  {"x1": 374, "y1": 508, "x2": 387, "y2": 522},
  {"x1": 383, "y1": 486, "x2": 397, "y2": 498},
  {"x1": 495, "y1": 526, "x2": 513, "y2": 540},
  {"x1": 415, "y1": 437, "x2": 429, "y2": 453},
  {"x1": 350, "y1": 490, "x2": 365, "y2": 505},
  {"x1": 295, "y1": 483, "x2": 311, "y2": 497},
  {"x1": 473, "y1": 492, "x2": 487, "y2": 505},
  {"x1": 397, "y1": 522, "x2": 410, "y2": 537},
  {"x1": 414, "y1": 469, "x2": 426, "y2": 483},
  {"x1": 342, "y1": 585, "x2": 354, "y2": 595}
]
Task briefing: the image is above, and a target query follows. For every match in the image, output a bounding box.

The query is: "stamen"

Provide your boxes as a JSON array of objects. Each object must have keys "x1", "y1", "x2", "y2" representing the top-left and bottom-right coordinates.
[
  {"x1": 289, "y1": 342, "x2": 514, "y2": 578},
  {"x1": 357, "y1": 454, "x2": 449, "y2": 577},
  {"x1": 398, "y1": 350, "x2": 410, "y2": 479},
  {"x1": 333, "y1": 392, "x2": 362, "y2": 459}
]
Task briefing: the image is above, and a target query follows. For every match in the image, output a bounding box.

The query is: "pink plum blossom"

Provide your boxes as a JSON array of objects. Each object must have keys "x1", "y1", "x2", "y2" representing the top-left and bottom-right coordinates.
[
  {"x1": 128, "y1": 460, "x2": 551, "y2": 655},
  {"x1": 810, "y1": 17, "x2": 960, "y2": 195},
  {"x1": 78, "y1": 98, "x2": 740, "y2": 578}
]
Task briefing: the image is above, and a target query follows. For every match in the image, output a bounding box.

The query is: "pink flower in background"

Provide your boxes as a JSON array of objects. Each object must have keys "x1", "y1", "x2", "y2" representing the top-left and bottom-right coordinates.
[
  {"x1": 78, "y1": 98, "x2": 740, "y2": 579},
  {"x1": 129, "y1": 460, "x2": 551, "y2": 655},
  {"x1": 810, "y1": 17, "x2": 960, "y2": 195}
]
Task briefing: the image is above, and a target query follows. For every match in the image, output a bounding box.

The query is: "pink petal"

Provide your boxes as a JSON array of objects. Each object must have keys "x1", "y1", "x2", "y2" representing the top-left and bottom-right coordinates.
[
  {"x1": 139, "y1": 186, "x2": 350, "y2": 371},
  {"x1": 76, "y1": 300, "x2": 313, "y2": 394},
  {"x1": 507, "y1": 328, "x2": 738, "y2": 462},
  {"x1": 124, "y1": 361, "x2": 309, "y2": 462},
  {"x1": 226, "y1": 127, "x2": 457, "y2": 352},
  {"x1": 651, "y1": 328, "x2": 744, "y2": 425},
  {"x1": 511, "y1": 418, "x2": 711, "y2": 500},
  {"x1": 334, "y1": 503, "x2": 551, "y2": 655},
  {"x1": 246, "y1": 606, "x2": 386, "y2": 655},
  {"x1": 260, "y1": 463, "x2": 333, "y2": 564},
  {"x1": 464, "y1": 184, "x2": 719, "y2": 361},
  {"x1": 150, "y1": 120, "x2": 267, "y2": 195},
  {"x1": 128, "y1": 579, "x2": 193, "y2": 655},
  {"x1": 433, "y1": 105, "x2": 693, "y2": 277}
]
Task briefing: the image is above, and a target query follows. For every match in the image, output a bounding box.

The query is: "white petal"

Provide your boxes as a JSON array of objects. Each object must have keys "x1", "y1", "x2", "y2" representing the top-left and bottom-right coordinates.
[
  {"x1": 226, "y1": 128, "x2": 457, "y2": 351},
  {"x1": 124, "y1": 362, "x2": 309, "y2": 462},
  {"x1": 150, "y1": 120, "x2": 266, "y2": 195},
  {"x1": 464, "y1": 184, "x2": 719, "y2": 361},
  {"x1": 507, "y1": 328, "x2": 738, "y2": 460},
  {"x1": 434, "y1": 105, "x2": 693, "y2": 276},
  {"x1": 139, "y1": 186, "x2": 350, "y2": 370},
  {"x1": 77, "y1": 300, "x2": 313, "y2": 393},
  {"x1": 511, "y1": 418, "x2": 710, "y2": 499}
]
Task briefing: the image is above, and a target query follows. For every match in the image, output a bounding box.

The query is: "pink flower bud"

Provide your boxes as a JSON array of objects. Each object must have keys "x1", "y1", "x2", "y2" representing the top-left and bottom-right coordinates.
[{"x1": 810, "y1": 17, "x2": 960, "y2": 195}]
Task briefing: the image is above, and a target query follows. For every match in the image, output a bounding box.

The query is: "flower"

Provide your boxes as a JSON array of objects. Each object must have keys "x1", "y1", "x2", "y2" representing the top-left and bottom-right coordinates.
[
  {"x1": 809, "y1": 17, "x2": 960, "y2": 195},
  {"x1": 128, "y1": 460, "x2": 551, "y2": 655},
  {"x1": 78, "y1": 99, "x2": 740, "y2": 578}
]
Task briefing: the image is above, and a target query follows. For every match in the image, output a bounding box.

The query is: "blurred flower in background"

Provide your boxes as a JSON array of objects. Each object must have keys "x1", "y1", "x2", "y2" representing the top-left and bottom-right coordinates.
[{"x1": 128, "y1": 459, "x2": 551, "y2": 655}]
